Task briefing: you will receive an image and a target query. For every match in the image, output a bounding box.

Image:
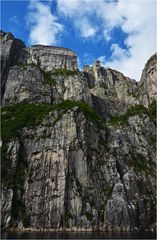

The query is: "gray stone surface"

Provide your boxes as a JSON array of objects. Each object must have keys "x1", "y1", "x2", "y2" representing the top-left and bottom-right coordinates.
[
  {"x1": 139, "y1": 53, "x2": 157, "y2": 106},
  {"x1": 0, "y1": 30, "x2": 25, "y2": 98},
  {"x1": 1, "y1": 31, "x2": 156, "y2": 232},
  {"x1": 18, "y1": 45, "x2": 77, "y2": 71}
]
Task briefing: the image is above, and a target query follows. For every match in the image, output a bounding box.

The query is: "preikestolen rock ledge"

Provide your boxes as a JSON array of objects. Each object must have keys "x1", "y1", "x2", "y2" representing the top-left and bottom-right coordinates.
[{"x1": 1, "y1": 30, "x2": 156, "y2": 232}]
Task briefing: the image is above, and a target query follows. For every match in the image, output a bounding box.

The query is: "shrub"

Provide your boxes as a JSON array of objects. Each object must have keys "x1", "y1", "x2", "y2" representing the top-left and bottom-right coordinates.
[
  {"x1": 129, "y1": 152, "x2": 155, "y2": 175},
  {"x1": 1, "y1": 103, "x2": 53, "y2": 141},
  {"x1": 51, "y1": 68, "x2": 79, "y2": 77},
  {"x1": 147, "y1": 100, "x2": 156, "y2": 124},
  {"x1": 17, "y1": 63, "x2": 37, "y2": 69},
  {"x1": 42, "y1": 71, "x2": 56, "y2": 85},
  {"x1": 86, "y1": 211, "x2": 93, "y2": 221},
  {"x1": 109, "y1": 104, "x2": 152, "y2": 126},
  {"x1": 2, "y1": 101, "x2": 105, "y2": 141}
]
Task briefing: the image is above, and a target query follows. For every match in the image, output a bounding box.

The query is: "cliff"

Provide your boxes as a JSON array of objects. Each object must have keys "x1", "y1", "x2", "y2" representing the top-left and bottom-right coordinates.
[{"x1": 1, "y1": 31, "x2": 156, "y2": 232}]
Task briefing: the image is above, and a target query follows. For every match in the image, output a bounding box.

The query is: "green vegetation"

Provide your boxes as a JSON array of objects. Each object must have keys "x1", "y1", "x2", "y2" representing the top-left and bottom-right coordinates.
[
  {"x1": 41, "y1": 92, "x2": 51, "y2": 97},
  {"x1": 50, "y1": 68, "x2": 79, "y2": 77},
  {"x1": 1, "y1": 103, "x2": 53, "y2": 141},
  {"x1": 103, "y1": 185, "x2": 114, "y2": 199},
  {"x1": 99, "y1": 211, "x2": 104, "y2": 223},
  {"x1": 18, "y1": 63, "x2": 79, "y2": 78},
  {"x1": 2, "y1": 136, "x2": 29, "y2": 226},
  {"x1": 42, "y1": 71, "x2": 57, "y2": 85},
  {"x1": 109, "y1": 101, "x2": 156, "y2": 126},
  {"x1": 41, "y1": 70, "x2": 56, "y2": 104},
  {"x1": 130, "y1": 152, "x2": 147, "y2": 172},
  {"x1": 12, "y1": 200, "x2": 31, "y2": 227},
  {"x1": 1, "y1": 100, "x2": 105, "y2": 187},
  {"x1": 99, "y1": 138, "x2": 110, "y2": 155},
  {"x1": 148, "y1": 100, "x2": 156, "y2": 124},
  {"x1": 64, "y1": 211, "x2": 73, "y2": 227},
  {"x1": 18, "y1": 63, "x2": 80, "y2": 104},
  {"x1": 8, "y1": 141, "x2": 30, "y2": 226},
  {"x1": 110, "y1": 104, "x2": 147, "y2": 125},
  {"x1": 1, "y1": 100, "x2": 105, "y2": 142},
  {"x1": 1, "y1": 97, "x2": 104, "y2": 204},
  {"x1": 129, "y1": 152, "x2": 156, "y2": 175},
  {"x1": 65, "y1": 211, "x2": 73, "y2": 221},
  {"x1": 17, "y1": 63, "x2": 37, "y2": 69},
  {"x1": 2, "y1": 138, "x2": 28, "y2": 189},
  {"x1": 86, "y1": 211, "x2": 93, "y2": 221},
  {"x1": 138, "y1": 82, "x2": 144, "y2": 88},
  {"x1": 1, "y1": 144, "x2": 14, "y2": 188},
  {"x1": 41, "y1": 68, "x2": 79, "y2": 104},
  {"x1": 22, "y1": 213, "x2": 31, "y2": 227},
  {"x1": 128, "y1": 91, "x2": 139, "y2": 99},
  {"x1": 54, "y1": 100, "x2": 105, "y2": 129}
]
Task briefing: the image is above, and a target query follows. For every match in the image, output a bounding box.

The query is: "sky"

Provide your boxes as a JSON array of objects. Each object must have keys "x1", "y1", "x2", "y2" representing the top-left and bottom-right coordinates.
[{"x1": 1, "y1": 0, "x2": 157, "y2": 80}]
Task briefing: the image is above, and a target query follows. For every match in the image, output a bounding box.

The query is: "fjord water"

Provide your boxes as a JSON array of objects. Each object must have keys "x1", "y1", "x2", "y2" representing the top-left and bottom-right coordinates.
[{"x1": 1, "y1": 231, "x2": 156, "y2": 239}]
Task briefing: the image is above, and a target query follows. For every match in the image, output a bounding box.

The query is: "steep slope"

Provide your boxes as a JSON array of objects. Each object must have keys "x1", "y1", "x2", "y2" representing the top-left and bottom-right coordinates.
[
  {"x1": 84, "y1": 61, "x2": 140, "y2": 116},
  {"x1": 1, "y1": 31, "x2": 156, "y2": 232},
  {"x1": 0, "y1": 30, "x2": 25, "y2": 98},
  {"x1": 139, "y1": 53, "x2": 157, "y2": 107}
]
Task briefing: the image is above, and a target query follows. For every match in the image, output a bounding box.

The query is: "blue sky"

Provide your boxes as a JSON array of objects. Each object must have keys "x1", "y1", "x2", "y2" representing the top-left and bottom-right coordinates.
[{"x1": 1, "y1": 0, "x2": 156, "y2": 80}]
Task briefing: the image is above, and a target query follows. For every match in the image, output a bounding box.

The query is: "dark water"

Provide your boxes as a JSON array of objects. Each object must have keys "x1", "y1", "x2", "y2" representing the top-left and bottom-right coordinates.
[{"x1": 1, "y1": 231, "x2": 156, "y2": 239}]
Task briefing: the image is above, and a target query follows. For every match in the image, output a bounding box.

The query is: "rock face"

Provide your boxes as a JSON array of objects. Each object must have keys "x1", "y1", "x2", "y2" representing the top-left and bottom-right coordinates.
[
  {"x1": 18, "y1": 45, "x2": 77, "y2": 71},
  {"x1": 139, "y1": 53, "x2": 157, "y2": 107},
  {"x1": 86, "y1": 61, "x2": 140, "y2": 116},
  {"x1": 0, "y1": 30, "x2": 25, "y2": 98},
  {"x1": 1, "y1": 31, "x2": 156, "y2": 232}
]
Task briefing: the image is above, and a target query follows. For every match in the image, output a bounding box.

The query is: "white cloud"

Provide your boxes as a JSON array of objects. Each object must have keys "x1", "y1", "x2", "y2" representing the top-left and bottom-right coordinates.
[
  {"x1": 98, "y1": 55, "x2": 106, "y2": 63},
  {"x1": 76, "y1": 18, "x2": 97, "y2": 38},
  {"x1": 26, "y1": 0, "x2": 63, "y2": 45},
  {"x1": 57, "y1": 0, "x2": 98, "y2": 39},
  {"x1": 103, "y1": 0, "x2": 156, "y2": 80},
  {"x1": 57, "y1": 0, "x2": 156, "y2": 80},
  {"x1": 110, "y1": 44, "x2": 129, "y2": 59},
  {"x1": 9, "y1": 15, "x2": 20, "y2": 26},
  {"x1": 57, "y1": 0, "x2": 81, "y2": 15},
  {"x1": 103, "y1": 28, "x2": 112, "y2": 42}
]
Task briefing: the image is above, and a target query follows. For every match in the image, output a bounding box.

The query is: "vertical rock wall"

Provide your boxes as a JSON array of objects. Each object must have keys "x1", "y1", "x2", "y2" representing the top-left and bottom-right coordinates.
[
  {"x1": 0, "y1": 30, "x2": 25, "y2": 98},
  {"x1": 1, "y1": 31, "x2": 156, "y2": 232}
]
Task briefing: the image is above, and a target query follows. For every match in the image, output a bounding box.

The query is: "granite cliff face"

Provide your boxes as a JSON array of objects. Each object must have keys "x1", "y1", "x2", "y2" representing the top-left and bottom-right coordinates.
[
  {"x1": 0, "y1": 30, "x2": 25, "y2": 98},
  {"x1": 1, "y1": 31, "x2": 156, "y2": 232}
]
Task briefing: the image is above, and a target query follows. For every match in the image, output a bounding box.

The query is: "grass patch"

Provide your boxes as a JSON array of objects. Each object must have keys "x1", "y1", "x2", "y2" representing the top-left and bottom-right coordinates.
[{"x1": 109, "y1": 102, "x2": 156, "y2": 126}]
